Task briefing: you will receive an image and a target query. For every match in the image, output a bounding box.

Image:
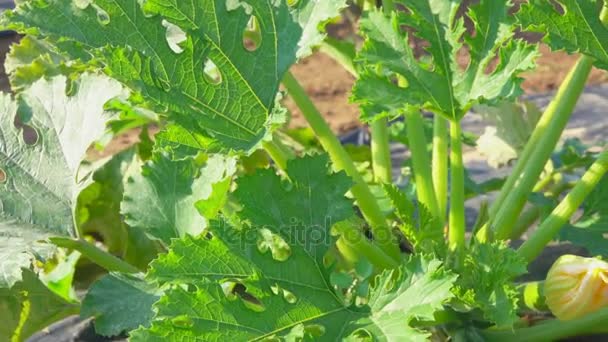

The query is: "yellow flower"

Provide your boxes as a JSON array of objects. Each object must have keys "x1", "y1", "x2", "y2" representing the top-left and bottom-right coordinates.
[{"x1": 545, "y1": 255, "x2": 608, "y2": 320}]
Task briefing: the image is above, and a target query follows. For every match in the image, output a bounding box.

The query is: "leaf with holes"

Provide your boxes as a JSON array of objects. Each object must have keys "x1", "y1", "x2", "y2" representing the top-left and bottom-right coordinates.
[
  {"x1": 352, "y1": 0, "x2": 538, "y2": 121},
  {"x1": 516, "y1": 0, "x2": 608, "y2": 70},
  {"x1": 0, "y1": 74, "x2": 127, "y2": 287},
  {"x1": 5, "y1": 0, "x2": 347, "y2": 152},
  {"x1": 128, "y1": 155, "x2": 457, "y2": 340}
]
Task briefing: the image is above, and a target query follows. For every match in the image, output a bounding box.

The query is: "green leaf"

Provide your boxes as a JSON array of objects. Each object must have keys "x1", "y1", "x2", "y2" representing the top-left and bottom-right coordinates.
[
  {"x1": 6, "y1": 0, "x2": 346, "y2": 151},
  {"x1": 131, "y1": 155, "x2": 457, "y2": 340},
  {"x1": 516, "y1": 0, "x2": 608, "y2": 70},
  {"x1": 122, "y1": 153, "x2": 236, "y2": 245},
  {"x1": 135, "y1": 235, "x2": 454, "y2": 341},
  {"x1": 383, "y1": 184, "x2": 445, "y2": 257},
  {"x1": 81, "y1": 273, "x2": 161, "y2": 337},
  {"x1": 0, "y1": 269, "x2": 79, "y2": 342},
  {"x1": 353, "y1": 0, "x2": 537, "y2": 121},
  {"x1": 0, "y1": 74, "x2": 126, "y2": 287},
  {"x1": 4, "y1": 36, "x2": 92, "y2": 92},
  {"x1": 454, "y1": 242, "x2": 527, "y2": 328}
]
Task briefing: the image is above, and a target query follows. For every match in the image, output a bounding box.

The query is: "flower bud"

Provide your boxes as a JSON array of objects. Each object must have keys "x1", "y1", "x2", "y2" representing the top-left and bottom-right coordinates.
[{"x1": 545, "y1": 255, "x2": 608, "y2": 320}]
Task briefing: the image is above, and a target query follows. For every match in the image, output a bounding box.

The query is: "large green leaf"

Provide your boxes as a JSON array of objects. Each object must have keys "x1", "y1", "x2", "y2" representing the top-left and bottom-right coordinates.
[
  {"x1": 0, "y1": 74, "x2": 126, "y2": 287},
  {"x1": 81, "y1": 273, "x2": 161, "y2": 337},
  {"x1": 352, "y1": 0, "x2": 537, "y2": 121},
  {"x1": 6, "y1": 0, "x2": 346, "y2": 152},
  {"x1": 516, "y1": 0, "x2": 608, "y2": 70},
  {"x1": 121, "y1": 153, "x2": 236, "y2": 245},
  {"x1": 129, "y1": 155, "x2": 457, "y2": 340},
  {"x1": 133, "y1": 232, "x2": 455, "y2": 341}
]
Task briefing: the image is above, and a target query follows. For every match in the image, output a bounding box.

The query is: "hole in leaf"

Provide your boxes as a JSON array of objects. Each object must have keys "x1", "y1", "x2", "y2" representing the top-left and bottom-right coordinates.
[
  {"x1": 73, "y1": 0, "x2": 92, "y2": 9},
  {"x1": 232, "y1": 283, "x2": 266, "y2": 312},
  {"x1": 349, "y1": 328, "x2": 373, "y2": 340},
  {"x1": 0, "y1": 168, "x2": 6, "y2": 184},
  {"x1": 549, "y1": 0, "x2": 565, "y2": 15},
  {"x1": 162, "y1": 20, "x2": 187, "y2": 54},
  {"x1": 93, "y1": 4, "x2": 110, "y2": 26},
  {"x1": 22, "y1": 125, "x2": 39, "y2": 146},
  {"x1": 243, "y1": 15, "x2": 262, "y2": 52},
  {"x1": 171, "y1": 315, "x2": 194, "y2": 329},
  {"x1": 203, "y1": 58, "x2": 222, "y2": 85},
  {"x1": 257, "y1": 228, "x2": 291, "y2": 261},
  {"x1": 301, "y1": 324, "x2": 326, "y2": 339},
  {"x1": 270, "y1": 284, "x2": 298, "y2": 304}
]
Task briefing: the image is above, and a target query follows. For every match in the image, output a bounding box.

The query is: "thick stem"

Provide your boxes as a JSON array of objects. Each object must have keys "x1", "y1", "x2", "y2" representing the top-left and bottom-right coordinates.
[
  {"x1": 479, "y1": 308, "x2": 608, "y2": 342},
  {"x1": 491, "y1": 56, "x2": 594, "y2": 240},
  {"x1": 518, "y1": 149, "x2": 608, "y2": 262},
  {"x1": 406, "y1": 109, "x2": 441, "y2": 222},
  {"x1": 50, "y1": 237, "x2": 140, "y2": 274},
  {"x1": 370, "y1": 119, "x2": 392, "y2": 183},
  {"x1": 282, "y1": 72, "x2": 400, "y2": 260},
  {"x1": 432, "y1": 115, "x2": 449, "y2": 219},
  {"x1": 448, "y1": 121, "x2": 465, "y2": 261}
]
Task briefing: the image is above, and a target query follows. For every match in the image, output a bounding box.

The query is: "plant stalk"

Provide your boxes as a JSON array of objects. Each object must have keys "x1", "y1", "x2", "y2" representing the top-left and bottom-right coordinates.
[
  {"x1": 480, "y1": 308, "x2": 608, "y2": 342},
  {"x1": 518, "y1": 149, "x2": 608, "y2": 262},
  {"x1": 282, "y1": 71, "x2": 400, "y2": 260},
  {"x1": 370, "y1": 120, "x2": 392, "y2": 183},
  {"x1": 432, "y1": 115, "x2": 449, "y2": 219},
  {"x1": 50, "y1": 237, "x2": 140, "y2": 274},
  {"x1": 490, "y1": 56, "x2": 594, "y2": 240},
  {"x1": 406, "y1": 109, "x2": 441, "y2": 223},
  {"x1": 448, "y1": 120, "x2": 465, "y2": 262}
]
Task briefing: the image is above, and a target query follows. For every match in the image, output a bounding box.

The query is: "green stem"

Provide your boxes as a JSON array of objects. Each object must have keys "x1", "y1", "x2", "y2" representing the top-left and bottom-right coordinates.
[
  {"x1": 448, "y1": 121, "x2": 465, "y2": 261},
  {"x1": 50, "y1": 237, "x2": 140, "y2": 274},
  {"x1": 263, "y1": 134, "x2": 295, "y2": 171},
  {"x1": 518, "y1": 149, "x2": 608, "y2": 262},
  {"x1": 370, "y1": 120, "x2": 392, "y2": 183},
  {"x1": 432, "y1": 115, "x2": 449, "y2": 219},
  {"x1": 509, "y1": 206, "x2": 541, "y2": 240},
  {"x1": 282, "y1": 72, "x2": 400, "y2": 260},
  {"x1": 480, "y1": 308, "x2": 608, "y2": 342},
  {"x1": 406, "y1": 109, "x2": 441, "y2": 222},
  {"x1": 491, "y1": 56, "x2": 594, "y2": 240}
]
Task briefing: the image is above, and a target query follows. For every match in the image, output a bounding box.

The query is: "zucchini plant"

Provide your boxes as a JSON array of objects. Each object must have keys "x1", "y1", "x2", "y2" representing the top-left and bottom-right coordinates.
[{"x1": 2, "y1": 0, "x2": 608, "y2": 341}]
